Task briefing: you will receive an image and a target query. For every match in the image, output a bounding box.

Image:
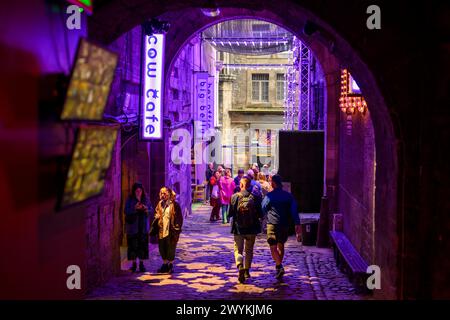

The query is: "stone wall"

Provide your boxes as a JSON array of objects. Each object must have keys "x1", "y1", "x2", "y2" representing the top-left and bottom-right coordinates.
[
  {"x1": 229, "y1": 53, "x2": 288, "y2": 108},
  {"x1": 85, "y1": 133, "x2": 122, "y2": 291},
  {"x1": 338, "y1": 110, "x2": 376, "y2": 264}
]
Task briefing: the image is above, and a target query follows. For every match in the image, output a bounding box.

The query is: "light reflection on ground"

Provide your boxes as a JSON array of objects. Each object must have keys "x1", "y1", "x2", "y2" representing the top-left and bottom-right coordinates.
[{"x1": 87, "y1": 204, "x2": 364, "y2": 300}]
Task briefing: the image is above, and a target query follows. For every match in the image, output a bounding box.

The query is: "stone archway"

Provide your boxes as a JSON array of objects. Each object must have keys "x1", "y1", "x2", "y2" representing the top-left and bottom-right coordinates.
[{"x1": 90, "y1": 0, "x2": 399, "y2": 299}]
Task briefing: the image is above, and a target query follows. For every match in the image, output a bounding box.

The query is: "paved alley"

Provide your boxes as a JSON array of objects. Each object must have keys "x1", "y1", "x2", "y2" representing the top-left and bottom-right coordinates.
[{"x1": 87, "y1": 203, "x2": 364, "y2": 300}]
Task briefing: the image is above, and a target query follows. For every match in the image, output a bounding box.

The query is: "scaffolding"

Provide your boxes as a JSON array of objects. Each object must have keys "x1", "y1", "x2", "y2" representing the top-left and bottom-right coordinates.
[
  {"x1": 283, "y1": 37, "x2": 312, "y2": 131},
  {"x1": 299, "y1": 42, "x2": 311, "y2": 130}
]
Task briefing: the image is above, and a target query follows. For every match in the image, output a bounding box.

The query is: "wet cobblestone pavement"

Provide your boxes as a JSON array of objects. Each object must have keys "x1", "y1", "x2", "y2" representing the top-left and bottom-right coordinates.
[{"x1": 87, "y1": 204, "x2": 364, "y2": 300}]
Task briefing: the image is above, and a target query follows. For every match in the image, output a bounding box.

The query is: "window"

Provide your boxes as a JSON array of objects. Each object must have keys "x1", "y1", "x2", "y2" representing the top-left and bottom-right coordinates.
[
  {"x1": 276, "y1": 73, "x2": 285, "y2": 101},
  {"x1": 252, "y1": 74, "x2": 269, "y2": 102},
  {"x1": 252, "y1": 23, "x2": 271, "y2": 38}
]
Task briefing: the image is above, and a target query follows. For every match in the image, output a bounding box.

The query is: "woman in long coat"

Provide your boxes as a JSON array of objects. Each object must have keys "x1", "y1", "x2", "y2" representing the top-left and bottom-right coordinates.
[
  {"x1": 154, "y1": 187, "x2": 183, "y2": 273},
  {"x1": 125, "y1": 182, "x2": 153, "y2": 272}
]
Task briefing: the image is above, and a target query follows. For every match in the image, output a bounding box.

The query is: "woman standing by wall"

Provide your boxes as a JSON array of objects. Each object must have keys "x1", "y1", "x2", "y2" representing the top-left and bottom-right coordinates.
[
  {"x1": 209, "y1": 170, "x2": 222, "y2": 222},
  {"x1": 154, "y1": 187, "x2": 183, "y2": 274},
  {"x1": 125, "y1": 182, "x2": 153, "y2": 273},
  {"x1": 219, "y1": 168, "x2": 236, "y2": 224}
]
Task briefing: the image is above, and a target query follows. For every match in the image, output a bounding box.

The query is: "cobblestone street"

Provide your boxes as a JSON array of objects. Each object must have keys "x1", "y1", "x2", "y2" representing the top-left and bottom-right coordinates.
[{"x1": 87, "y1": 204, "x2": 364, "y2": 300}]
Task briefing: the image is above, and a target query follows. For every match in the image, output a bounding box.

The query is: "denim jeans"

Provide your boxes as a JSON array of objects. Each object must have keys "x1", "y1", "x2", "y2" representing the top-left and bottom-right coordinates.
[
  {"x1": 221, "y1": 204, "x2": 230, "y2": 223},
  {"x1": 233, "y1": 234, "x2": 256, "y2": 269}
]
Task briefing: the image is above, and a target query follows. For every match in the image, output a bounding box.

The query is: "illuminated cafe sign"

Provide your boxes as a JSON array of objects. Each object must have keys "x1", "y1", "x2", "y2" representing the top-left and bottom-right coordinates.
[{"x1": 142, "y1": 33, "x2": 165, "y2": 140}]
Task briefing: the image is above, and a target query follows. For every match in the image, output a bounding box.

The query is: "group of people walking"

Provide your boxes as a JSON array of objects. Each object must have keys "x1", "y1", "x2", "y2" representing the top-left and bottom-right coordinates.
[
  {"x1": 123, "y1": 164, "x2": 301, "y2": 283},
  {"x1": 207, "y1": 163, "x2": 302, "y2": 282}
]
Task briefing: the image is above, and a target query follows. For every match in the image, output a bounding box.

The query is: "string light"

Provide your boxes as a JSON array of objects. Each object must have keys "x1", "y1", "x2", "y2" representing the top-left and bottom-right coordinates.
[
  {"x1": 340, "y1": 69, "x2": 367, "y2": 115},
  {"x1": 223, "y1": 63, "x2": 291, "y2": 70}
]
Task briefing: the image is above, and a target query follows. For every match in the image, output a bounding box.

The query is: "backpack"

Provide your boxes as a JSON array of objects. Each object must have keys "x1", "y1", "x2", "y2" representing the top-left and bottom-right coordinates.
[{"x1": 236, "y1": 192, "x2": 257, "y2": 229}]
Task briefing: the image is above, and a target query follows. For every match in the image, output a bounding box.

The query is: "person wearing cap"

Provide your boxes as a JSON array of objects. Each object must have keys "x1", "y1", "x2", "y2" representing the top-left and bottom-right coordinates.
[
  {"x1": 233, "y1": 169, "x2": 245, "y2": 193},
  {"x1": 262, "y1": 174, "x2": 302, "y2": 279},
  {"x1": 124, "y1": 182, "x2": 153, "y2": 273}
]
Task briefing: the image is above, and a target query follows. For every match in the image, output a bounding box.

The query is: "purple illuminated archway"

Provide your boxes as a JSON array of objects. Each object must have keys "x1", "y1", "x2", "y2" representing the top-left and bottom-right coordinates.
[{"x1": 89, "y1": 0, "x2": 399, "y2": 299}]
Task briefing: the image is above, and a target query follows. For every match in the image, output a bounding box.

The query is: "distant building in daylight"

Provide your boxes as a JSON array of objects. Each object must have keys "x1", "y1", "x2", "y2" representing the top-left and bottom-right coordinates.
[
  {"x1": 217, "y1": 51, "x2": 288, "y2": 173},
  {"x1": 161, "y1": 19, "x2": 326, "y2": 213},
  {"x1": 215, "y1": 54, "x2": 325, "y2": 174}
]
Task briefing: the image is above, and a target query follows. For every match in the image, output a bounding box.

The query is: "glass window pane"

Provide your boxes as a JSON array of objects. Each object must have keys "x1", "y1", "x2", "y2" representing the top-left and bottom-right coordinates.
[
  {"x1": 252, "y1": 81, "x2": 260, "y2": 100},
  {"x1": 262, "y1": 81, "x2": 269, "y2": 102}
]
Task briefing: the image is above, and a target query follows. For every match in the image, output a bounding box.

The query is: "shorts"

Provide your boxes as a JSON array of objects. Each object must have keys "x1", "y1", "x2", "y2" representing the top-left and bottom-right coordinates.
[{"x1": 266, "y1": 224, "x2": 289, "y2": 245}]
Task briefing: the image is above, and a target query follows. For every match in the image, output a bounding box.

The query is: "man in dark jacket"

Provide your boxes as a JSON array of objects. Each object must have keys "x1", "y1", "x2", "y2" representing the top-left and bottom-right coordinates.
[
  {"x1": 262, "y1": 174, "x2": 301, "y2": 279},
  {"x1": 228, "y1": 177, "x2": 262, "y2": 283}
]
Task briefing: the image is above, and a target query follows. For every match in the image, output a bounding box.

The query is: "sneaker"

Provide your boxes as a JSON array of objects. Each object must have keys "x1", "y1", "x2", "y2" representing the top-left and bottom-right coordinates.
[
  {"x1": 275, "y1": 266, "x2": 285, "y2": 279},
  {"x1": 238, "y1": 265, "x2": 246, "y2": 283},
  {"x1": 157, "y1": 263, "x2": 168, "y2": 273},
  {"x1": 130, "y1": 262, "x2": 137, "y2": 273},
  {"x1": 139, "y1": 262, "x2": 146, "y2": 273},
  {"x1": 244, "y1": 269, "x2": 251, "y2": 279},
  {"x1": 167, "y1": 263, "x2": 174, "y2": 274}
]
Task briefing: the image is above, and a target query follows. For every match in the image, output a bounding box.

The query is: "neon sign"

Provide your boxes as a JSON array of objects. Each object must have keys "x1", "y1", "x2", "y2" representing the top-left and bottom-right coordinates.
[
  {"x1": 142, "y1": 33, "x2": 165, "y2": 140},
  {"x1": 67, "y1": 0, "x2": 93, "y2": 14}
]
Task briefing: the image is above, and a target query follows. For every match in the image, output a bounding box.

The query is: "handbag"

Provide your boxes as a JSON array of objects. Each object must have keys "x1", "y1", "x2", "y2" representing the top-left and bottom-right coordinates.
[{"x1": 149, "y1": 218, "x2": 159, "y2": 236}]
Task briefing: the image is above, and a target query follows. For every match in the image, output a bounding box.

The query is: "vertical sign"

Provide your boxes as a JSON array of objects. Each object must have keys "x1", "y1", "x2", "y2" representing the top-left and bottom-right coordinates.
[
  {"x1": 142, "y1": 33, "x2": 165, "y2": 140},
  {"x1": 207, "y1": 76, "x2": 215, "y2": 133},
  {"x1": 194, "y1": 72, "x2": 209, "y2": 141}
]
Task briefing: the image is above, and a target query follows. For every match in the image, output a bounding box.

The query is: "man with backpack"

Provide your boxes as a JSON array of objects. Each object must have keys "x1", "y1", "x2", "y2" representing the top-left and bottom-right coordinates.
[
  {"x1": 262, "y1": 174, "x2": 302, "y2": 279},
  {"x1": 228, "y1": 176, "x2": 263, "y2": 283}
]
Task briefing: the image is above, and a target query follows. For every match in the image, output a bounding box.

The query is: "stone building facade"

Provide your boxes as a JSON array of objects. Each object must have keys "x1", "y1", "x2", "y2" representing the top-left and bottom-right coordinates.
[
  {"x1": 217, "y1": 51, "x2": 325, "y2": 173},
  {"x1": 218, "y1": 52, "x2": 286, "y2": 172}
]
